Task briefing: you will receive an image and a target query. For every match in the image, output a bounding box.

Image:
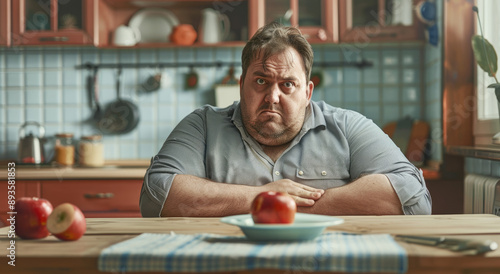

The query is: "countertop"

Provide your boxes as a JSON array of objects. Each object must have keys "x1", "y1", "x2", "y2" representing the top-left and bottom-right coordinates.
[
  {"x1": 0, "y1": 159, "x2": 150, "y2": 180},
  {"x1": 447, "y1": 145, "x2": 500, "y2": 161}
]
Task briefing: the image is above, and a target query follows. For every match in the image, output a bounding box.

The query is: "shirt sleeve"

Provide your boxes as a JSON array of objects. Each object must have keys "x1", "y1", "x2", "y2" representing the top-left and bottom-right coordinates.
[
  {"x1": 139, "y1": 109, "x2": 208, "y2": 217},
  {"x1": 343, "y1": 111, "x2": 432, "y2": 215}
]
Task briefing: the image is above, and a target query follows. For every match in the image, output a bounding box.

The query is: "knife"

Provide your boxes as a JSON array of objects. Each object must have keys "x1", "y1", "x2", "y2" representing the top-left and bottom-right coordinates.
[{"x1": 394, "y1": 235, "x2": 498, "y2": 254}]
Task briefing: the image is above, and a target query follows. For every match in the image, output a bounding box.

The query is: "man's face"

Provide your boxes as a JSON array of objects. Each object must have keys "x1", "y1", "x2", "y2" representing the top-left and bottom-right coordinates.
[{"x1": 240, "y1": 47, "x2": 313, "y2": 147}]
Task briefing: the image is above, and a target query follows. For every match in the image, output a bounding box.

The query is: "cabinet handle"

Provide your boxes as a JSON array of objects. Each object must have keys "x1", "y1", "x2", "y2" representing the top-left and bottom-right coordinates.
[
  {"x1": 367, "y1": 32, "x2": 398, "y2": 38},
  {"x1": 84, "y1": 193, "x2": 114, "y2": 199},
  {"x1": 39, "y1": 37, "x2": 69, "y2": 42}
]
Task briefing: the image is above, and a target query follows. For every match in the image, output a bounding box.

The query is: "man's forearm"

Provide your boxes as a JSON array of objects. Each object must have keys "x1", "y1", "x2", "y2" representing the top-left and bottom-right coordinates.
[
  {"x1": 161, "y1": 174, "x2": 261, "y2": 217},
  {"x1": 298, "y1": 174, "x2": 404, "y2": 215}
]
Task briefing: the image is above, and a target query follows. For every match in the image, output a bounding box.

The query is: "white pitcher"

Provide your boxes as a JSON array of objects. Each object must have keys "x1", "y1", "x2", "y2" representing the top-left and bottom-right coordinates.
[
  {"x1": 199, "y1": 8, "x2": 230, "y2": 44},
  {"x1": 113, "y1": 25, "x2": 141, "y2": 46}
]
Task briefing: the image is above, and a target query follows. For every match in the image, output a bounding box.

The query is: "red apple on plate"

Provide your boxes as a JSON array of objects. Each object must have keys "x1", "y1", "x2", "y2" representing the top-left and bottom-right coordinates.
[
  {"x1": 16, "y1": 197, "x2": 53, "y2": 239},
  {"x1": 251, "y1": 191, "x2": 297, "y2": 224},
  {"x1": 47, "y1": 203, "x2": 86, "y2": 241}
]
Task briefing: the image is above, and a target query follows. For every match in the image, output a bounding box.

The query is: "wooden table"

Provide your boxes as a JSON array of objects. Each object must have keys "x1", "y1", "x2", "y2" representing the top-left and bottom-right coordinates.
[{"x1": 1, "y1": 214, "x2": 500, "y2": 274}]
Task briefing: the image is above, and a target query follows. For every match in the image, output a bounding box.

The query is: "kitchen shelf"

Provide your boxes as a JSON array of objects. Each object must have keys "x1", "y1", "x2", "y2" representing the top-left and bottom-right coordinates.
[
  {"x1": 76, "y1": 59, "x2": 373, "y2": 70},
  {"x1": 446, "y1": 145, "x2": 500, "y2": 161},
  {"x1": 99, "y1": 41, "x2": 247, "y2": 49}
]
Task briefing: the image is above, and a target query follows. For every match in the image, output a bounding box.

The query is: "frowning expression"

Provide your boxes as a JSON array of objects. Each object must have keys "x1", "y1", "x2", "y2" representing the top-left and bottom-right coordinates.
[{"x1": 240, "y1": 47, "x2": 313, "y2": 147}]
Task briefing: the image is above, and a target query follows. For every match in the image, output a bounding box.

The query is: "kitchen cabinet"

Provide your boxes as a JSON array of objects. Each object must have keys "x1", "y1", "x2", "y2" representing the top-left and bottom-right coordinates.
[
  {"x1": 40, "y1": 179, "x2": 143, "y2": 218},
  {"x1": 98, "y1": 0, "x2": 249, "y2": 47},
  {"x1": 0, "y1": 179, "x2": 142, "y2": 226},
  {"x1": 0, "y1": 181, "x2": 41, "y2": 226},
  {"x1": 0, "y1": 0, "x2": 10, "y2": 46},
  {"x1": 11, "y1": 0, "x2": 97, "y2": 46},
  {"x1": 338, "y1": 0, "x2": 424, "y2": 43},
  {"x1": 251, "y1": 0, "x2": 339, "y2": 43}
]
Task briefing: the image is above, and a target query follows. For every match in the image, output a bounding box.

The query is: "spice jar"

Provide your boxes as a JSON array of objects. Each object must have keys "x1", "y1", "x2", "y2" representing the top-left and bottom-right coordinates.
[
  {"x1": 55, "y1": 133, "x2": 75, "y2": 166},
  {"x1": 78, "y1": 135, "x2": 104, "y2": 167}
]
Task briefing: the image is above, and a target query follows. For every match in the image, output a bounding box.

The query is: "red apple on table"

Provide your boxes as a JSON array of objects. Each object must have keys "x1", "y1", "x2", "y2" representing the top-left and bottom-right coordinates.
[
  {"x1": 251, "y1": 191, "x2": 297, "y2": 224},
  {"x1": 16, "y1": 197, "x2": 53, "y2": 239},
  {"x1": 47, "y1": 203, "x2": 86, "y2": 241}
]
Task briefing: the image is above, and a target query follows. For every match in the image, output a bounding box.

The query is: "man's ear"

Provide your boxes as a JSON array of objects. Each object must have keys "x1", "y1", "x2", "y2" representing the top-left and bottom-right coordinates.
[
  {"x1": 306, "y1": 80, "x2": 314, "y2": 102},
  {"x1": 239, "y1": 75, "x2": 244, "y2": 97}
]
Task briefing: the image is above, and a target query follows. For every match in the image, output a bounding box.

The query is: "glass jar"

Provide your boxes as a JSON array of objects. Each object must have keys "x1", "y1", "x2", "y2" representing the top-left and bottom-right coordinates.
[
  {"x1": 55, "y1": 133, "x2": 75, "y2": 166},
  {"x1": 78, "y1": 135, "x2": 104, "y2": 167}
]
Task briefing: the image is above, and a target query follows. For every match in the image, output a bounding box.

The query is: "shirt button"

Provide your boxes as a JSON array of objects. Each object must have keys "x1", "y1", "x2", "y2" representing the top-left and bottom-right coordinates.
[
  {"x1": 275, "y1": 171, "x2": 280, "y2": 176},
  {"x1": 298, "y1": 170, "x2": 304, "y2": 176},
  {"x1": 321, "y1": 171, "x2": 327, "y2": 176}
]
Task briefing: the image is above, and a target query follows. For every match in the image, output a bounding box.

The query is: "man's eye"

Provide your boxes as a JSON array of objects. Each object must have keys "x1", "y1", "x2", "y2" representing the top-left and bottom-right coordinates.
[
  {"x1": 256, "y1": 78, "x2": 266, "y2": 85},
  {"x1": 283, "y1": 82, "x2": 294, "y2": 88}
]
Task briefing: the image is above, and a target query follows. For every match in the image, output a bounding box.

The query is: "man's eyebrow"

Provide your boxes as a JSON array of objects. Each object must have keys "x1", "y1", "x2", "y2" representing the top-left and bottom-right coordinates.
[
  {"x1": 252, "y1": 71, "x2": 299, "y2": 81},
  {"x1": 252, "y1": 71, "x2": 268, "y2": 77}
]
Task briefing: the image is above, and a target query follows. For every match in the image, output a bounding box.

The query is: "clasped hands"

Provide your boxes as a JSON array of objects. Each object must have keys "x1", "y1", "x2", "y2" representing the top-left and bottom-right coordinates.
[{"x1": 258, "y1": 179, "x2": 324, "y2": 207}]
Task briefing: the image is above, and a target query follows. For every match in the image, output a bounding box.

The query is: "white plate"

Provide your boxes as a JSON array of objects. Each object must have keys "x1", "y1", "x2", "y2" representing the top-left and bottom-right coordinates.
[
  {"x1": 220, "y1": 213, "x2": 344, "y2": 241},
  {"x1": 129, "y1": 8, "x2": 179, "y2": 43}
]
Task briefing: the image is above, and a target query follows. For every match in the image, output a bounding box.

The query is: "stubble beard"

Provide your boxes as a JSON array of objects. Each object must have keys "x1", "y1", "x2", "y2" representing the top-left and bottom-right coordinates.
[{"x1": 242, "y1": 104, "x2": 305, "y2": 147}]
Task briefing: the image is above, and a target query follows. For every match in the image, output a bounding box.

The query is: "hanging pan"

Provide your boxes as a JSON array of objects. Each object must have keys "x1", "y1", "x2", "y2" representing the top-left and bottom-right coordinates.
[{"x1": 98, "y1": 68, "x2": 140, "y2": 135}]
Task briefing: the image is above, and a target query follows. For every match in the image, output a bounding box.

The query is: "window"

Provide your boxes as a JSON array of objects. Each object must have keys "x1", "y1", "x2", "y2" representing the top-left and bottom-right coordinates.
[{"x1": 474, "y1": 0, "x2": 500, "y2": 145}]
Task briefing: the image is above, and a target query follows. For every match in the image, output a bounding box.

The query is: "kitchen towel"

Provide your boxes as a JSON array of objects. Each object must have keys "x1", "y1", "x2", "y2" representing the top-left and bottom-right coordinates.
[{"x1": 98, "y1": 232, "x2": 407, "y2": 273}]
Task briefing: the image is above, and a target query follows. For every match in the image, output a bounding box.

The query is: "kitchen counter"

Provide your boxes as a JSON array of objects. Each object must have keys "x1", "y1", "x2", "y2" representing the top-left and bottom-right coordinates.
[
  {"x1": 0, "y1": 214, "x2": 499, "y2": 274},
  {"x1": 447, "y1": 145, "x2": 500, "y2": 161},
  {"x1": 0, "y1": 160, "x2": 150, "y2": 180}
]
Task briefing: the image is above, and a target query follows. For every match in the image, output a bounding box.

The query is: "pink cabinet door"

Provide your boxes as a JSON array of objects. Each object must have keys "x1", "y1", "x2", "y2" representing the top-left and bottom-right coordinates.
[
  {"x1": 250, "y1": 0, "x2": 339, "y2": 43},
  {"x1": 12, "y1": 0, "x2": 97, "y2": 46}
]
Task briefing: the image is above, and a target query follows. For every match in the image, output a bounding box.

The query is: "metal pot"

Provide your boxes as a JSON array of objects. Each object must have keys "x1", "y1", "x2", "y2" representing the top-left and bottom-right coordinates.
[
  {"x1": 18, "y1": 121, "x2": 46, "y2": 164},
  {"x1": 98, "y1": 69, "x2": 140, "y2": 135}
]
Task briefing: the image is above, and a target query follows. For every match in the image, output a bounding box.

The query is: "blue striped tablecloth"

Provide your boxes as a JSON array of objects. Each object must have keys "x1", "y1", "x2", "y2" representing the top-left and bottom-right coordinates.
[{"x1": 99, "y1": 232, "x2": 408, "y2": 273}]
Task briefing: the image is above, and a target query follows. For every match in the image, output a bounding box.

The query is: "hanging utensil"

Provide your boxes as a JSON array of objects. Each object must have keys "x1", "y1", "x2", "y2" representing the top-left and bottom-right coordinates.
[
  {"x1": 142, "y1": 66, "x2": 162, "y2": 93},
  {"x1": 185, "y1": 66, "x2": 198, "y2": 90},
  {"x1": 99, "y1": 68, "x2": 140, "y2": 135},
  {"x1": 86, "y1": 67, "x2": 102, "y2": 123},
  {"x1": 92, "y1": 67, "x2": 103, "y2": 122}
]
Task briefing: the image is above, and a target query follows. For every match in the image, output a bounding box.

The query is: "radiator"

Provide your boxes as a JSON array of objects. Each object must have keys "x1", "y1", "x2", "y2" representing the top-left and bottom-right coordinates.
[{"x1": 464, "y1": 174, "x2": 500, "y2": 215}]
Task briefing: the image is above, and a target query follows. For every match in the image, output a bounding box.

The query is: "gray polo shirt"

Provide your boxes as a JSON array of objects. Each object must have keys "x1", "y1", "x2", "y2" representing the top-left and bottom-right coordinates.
[{"x1": 140, "y1": 101, "x2": 431, "y2": 217}]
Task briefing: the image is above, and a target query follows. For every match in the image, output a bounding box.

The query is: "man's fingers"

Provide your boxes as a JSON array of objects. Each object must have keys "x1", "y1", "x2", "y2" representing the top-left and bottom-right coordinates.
[
  {"x1": 293, "y1": 196, "x2": 315, "y2": 207},
  {"x1": 296, "y1": 183, "x2": 324, "y2": 193},
  {"x1": 260, "y1": 180, "x2": 325, "y2": 201},
  {"x1": 290, "y1": 185, "x2": 324, "y2": 200}
]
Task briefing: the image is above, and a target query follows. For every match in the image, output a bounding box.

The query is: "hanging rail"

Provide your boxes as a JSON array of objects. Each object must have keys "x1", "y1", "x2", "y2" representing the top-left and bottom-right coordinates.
[{"x1": 75, "y1": 59, "x2": 373, "y2": 70}]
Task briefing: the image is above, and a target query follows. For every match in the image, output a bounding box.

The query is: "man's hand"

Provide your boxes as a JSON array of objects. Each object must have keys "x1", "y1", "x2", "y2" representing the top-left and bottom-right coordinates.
[{"x1": 258, "y1": 179, "x2": 324, "y2": 206}]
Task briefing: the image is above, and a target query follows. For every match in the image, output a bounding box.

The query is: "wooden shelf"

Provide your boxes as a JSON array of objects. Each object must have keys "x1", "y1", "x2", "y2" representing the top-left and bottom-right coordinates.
[
  {"x1": 446, "y1": 145, "x2": 500, "y2": 161},
  {"x1": 99, "y1": 41, "x2": 246, "y2": 49}
]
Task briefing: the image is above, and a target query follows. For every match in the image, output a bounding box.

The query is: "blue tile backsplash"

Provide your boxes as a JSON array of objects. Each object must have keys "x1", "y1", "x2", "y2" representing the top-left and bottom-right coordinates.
[
  {"x1": 1, "y1": 43, "x2": 438, "y2": 162},
  {"x1": 466, "y1": 158, "x2": 500, "y2": 178}
]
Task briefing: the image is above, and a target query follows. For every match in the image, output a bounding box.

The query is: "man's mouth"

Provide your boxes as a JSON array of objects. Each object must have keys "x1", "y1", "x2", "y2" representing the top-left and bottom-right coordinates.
[{"x1": 260, "y1": 110, "x2": 280, "y2": 116}]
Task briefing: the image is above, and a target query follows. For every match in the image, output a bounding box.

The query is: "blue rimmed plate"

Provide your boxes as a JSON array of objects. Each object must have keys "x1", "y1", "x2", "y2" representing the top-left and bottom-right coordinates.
[{"x1": 220, "y1": 213, "x2": 344, "y2": 241}]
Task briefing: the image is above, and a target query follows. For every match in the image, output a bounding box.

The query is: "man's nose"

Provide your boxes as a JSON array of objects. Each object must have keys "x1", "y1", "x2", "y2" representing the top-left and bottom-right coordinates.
[{"x1": 264, "y1": 83, "x2": 280, "y2": 104}]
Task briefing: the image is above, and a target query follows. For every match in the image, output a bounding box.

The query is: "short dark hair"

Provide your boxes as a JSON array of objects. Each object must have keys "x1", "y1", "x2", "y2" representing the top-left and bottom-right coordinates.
[{"x1": 241, "y1": 22, "x2": 314, "y2": 82}]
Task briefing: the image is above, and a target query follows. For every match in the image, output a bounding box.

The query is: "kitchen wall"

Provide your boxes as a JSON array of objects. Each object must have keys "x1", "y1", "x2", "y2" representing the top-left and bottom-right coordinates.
[
  {"x1": 466, "y1": 158, "x2": 500, "y2": 177},
  {"x1": 0, "y1": 43, "x2": 436, "y2": 162}
]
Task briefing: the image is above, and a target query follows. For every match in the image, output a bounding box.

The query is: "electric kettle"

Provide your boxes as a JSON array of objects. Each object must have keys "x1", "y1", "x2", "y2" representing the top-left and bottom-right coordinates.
[
  {"x1": 18, "y1": 121, "x2": 46, "y2": 164},
  {"x1": 198, "y1": 8, "x2": 230, "y2": 44}
]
